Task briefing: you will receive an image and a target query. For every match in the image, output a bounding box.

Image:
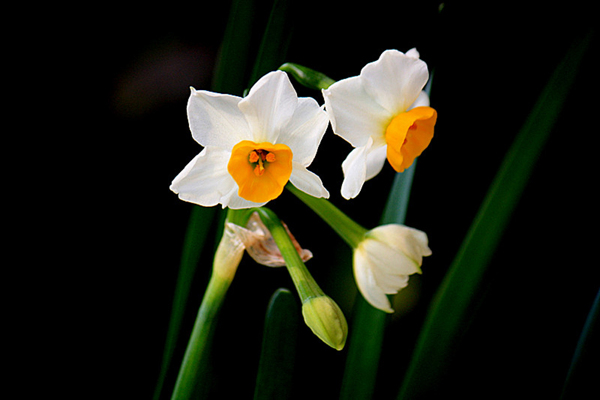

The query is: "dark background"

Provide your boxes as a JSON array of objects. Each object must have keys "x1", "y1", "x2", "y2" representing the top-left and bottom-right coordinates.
[{"x1": 33, "y1": 1, "x2": 597, "y2": 398}]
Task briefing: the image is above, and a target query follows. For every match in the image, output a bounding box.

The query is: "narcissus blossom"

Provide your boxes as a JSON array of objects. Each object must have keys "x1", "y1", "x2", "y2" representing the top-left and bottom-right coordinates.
[
  {"x1": 171, "y1": 71, "x2": 330, "y2": 209},
  {"x1": 353, "y1": 224, "x2": 432, "y2": 313},
  {"x1": 322, "y1": 49, "x2": 437, "y2": 199}
]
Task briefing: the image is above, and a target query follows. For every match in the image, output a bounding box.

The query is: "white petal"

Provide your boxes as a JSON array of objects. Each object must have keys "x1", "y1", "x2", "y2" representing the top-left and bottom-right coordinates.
[
  {"x1": 368, "y1": 224, "x2": 432, "y2": 268},
  {"x1": 187, "y1": 88, "x2": 249, "y2": 149},
  {"x1": 340, "y1": 143, "x2": 368, "y2": 200},
  {"x1": 220, "y1": 186, "x2": 268, "y2": 210},
  {"x1": 170, "y1": 147, "x2": 236, "y2": 207},
  {"x1": 238, "y1": 71, "x2": 298, "y2": 143},
  {"x1": 322, "y1": 76, "x2": 390, "y2": 148},
  {"x1": 360, "y1": 49, "x2": 429, "y2": 115},
  {"x1": 362, "y1": 237, "x2": 421, "y2": 276},
  {"x1": 340, "y1": 137, "x2": 387, "y2": 199},
  {"x1": 409, "y1": 90, "x2": 430, "y2": 109},
  {"x1": 365, "y1": 142, "x2": 388, "y2": 181},
  {"x1": 405, "y1": 48, "x2": 420, "y2": 59},
  {"x1": 289, "y1": 162, "x2": 330, "y2": 199},
  {"x1": 281, "y1": 98, "x2": 329, "y2": 166},
  {"x1": 353, "y1": 248, "x2": 395, "y2": 313}
]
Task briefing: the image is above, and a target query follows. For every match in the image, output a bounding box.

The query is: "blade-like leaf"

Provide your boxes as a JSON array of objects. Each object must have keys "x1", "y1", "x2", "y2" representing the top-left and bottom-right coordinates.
[
  {"x1": 248, "y1": 0, "x2": 296, "y2": 88},
  {"x1": 253, "y1": 289, "x2": 300, "y2": 400},
  {"x1": 560, "y1": 288, "x2": 600, "y2": 399},
  {"x1": 153, "y1": 205, "x2": 218, "y2": 400},
  {"x1": 397, "y1": 31, "x2": 592, "y2": 400}
]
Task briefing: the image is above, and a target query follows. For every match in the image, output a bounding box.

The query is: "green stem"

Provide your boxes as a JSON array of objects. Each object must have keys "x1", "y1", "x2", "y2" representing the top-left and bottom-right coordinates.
[
  {"x1": 170, "y1": 274, "x2": 232, "y2": 400},
  {"x1": 286, "y1": 184, "x2": 366, "y2": 248},
  {"x1": 170, "y1": 208, "x2": 253, "y2": 400},
  {"x1": 255, "y1": 207, "x2": 348, "y2": 350},
  {"x1": 254, "y1": 207, "x2": 324, "y2": 301}
]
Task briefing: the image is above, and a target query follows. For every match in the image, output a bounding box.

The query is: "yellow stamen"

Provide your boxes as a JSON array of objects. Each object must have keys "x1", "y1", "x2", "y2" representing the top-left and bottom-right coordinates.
[
  {"x1": 385, "y1": 106, "x2": 437, "y2": 172},
  {"x1": 228, "y1": 140, "x2": 293, "y2": 203}
]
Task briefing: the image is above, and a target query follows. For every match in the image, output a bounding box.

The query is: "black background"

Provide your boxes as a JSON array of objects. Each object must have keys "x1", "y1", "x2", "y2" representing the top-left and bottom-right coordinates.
[{"x1": 27, "y1": 1, "x2": 597, "y2": 398}]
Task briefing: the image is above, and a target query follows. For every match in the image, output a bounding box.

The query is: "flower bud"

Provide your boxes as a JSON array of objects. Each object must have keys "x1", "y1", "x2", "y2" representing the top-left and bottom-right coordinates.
[
  {"x1": 301, "y1": 295, "x2": 348, "y2": 351},
  {"x1": 354, "y1": 224, "x2": 431, "y2": 313}
]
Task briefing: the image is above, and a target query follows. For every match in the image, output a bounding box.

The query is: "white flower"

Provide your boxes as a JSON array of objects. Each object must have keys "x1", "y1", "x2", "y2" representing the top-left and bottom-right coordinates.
[
  {"x1": 322, "y1": 49, "x2": 437, "y2": 199},
  {"x1": 353, "y1": 224, "x2": 432, "y2": 313},
  {"x1": 171, "y1": 71, "x2": 330, "y2": 209}
]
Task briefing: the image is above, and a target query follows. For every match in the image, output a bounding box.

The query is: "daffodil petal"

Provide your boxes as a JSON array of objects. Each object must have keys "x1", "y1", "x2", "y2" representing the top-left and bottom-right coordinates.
[
  {"x1": 360, "y1": 49, "x2": 429, "y2": 115},
  {"x1": 361, "y1": 237, "x2": 421, "y2": 276},
  {"x1": 170, "y1": 147, "x2": 236, "y2": 207},
  {"x1": 187, "y1": 89, "x2": 249, "y2": 149},
  {"x1": 238, "y1": 71, "x2": 298, "y2": 144},
  {"x1": 289, "y1": 162, "x2": 330, "y2": 199},
  {"x1": 353, "y1": 248, "x2": 395, "y2": 313},
  {"x1": 405, "y1": 48, "x2": 420, "y2": 59},
  {"x1": 368, "y1": 224, "x2": 431, "y2": 269},
  {"x1": 341, "y1": 143, "x2": 369, "y2": 200},
  {"x1": 323, "y1": 76, "x2": 390, "y2": 148},
  {"x1": 221, "y1": 185, "x2": 268, "y2": 209},
  {"x1": 409, "y1": 90, "x2": 430, "y2": 110},
  {"x1": 340, "y1": 137, "x2": 388, "y2": 199},
  {"x1": 365, "y1": 142, "x2": 388, "y2": 181},
  {"x1": 283, "y1": 98, "x2": 329, "y2": 166}
]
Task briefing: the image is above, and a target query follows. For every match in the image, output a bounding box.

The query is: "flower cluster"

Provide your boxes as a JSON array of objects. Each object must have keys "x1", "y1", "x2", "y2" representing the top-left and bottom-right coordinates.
[{"x1": 171, "y1": 49, "x2": 436, "y2": 314}]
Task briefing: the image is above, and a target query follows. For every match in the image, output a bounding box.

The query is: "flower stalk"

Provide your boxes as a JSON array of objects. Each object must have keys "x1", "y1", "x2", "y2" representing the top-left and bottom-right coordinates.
[
  {"x1": 170, "y1": 208, "x2": 252, "y2": 400},
  {"x1": 285, "y1": 183, "x2": 367, "y2": 248},
  {"x1": 255, "y1": 207, "x2": 348, "y2": 350}
]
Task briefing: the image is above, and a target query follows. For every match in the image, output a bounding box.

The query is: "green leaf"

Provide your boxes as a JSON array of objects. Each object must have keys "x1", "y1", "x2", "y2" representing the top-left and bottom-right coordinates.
[
  {"x1": 211, "y1": 0, "x2": 259, "y2": 96},
  {"x1": 397, "y1": 31, "x2": 592, "y2": 400},
  {"x1": 153, "y1": 205, "x2": 218, "y2": 400},
  {"x1": 560, "y1": 288, "x2": 600, "y2": 399},
  {"x1": 248, "y1": 0, "x2": 297, "y2": 88},
  {"x1": 278, "y1": 63, "x2": 336, "y2": 90},
  {"x1": 253, "y1": 289, "x2": 300, "y2": 400}
]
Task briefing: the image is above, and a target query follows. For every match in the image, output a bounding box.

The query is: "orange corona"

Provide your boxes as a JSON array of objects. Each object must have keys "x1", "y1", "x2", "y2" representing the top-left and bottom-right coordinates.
[{"x1": 227, "y1": 140, "x2": 293, "y2": 203}]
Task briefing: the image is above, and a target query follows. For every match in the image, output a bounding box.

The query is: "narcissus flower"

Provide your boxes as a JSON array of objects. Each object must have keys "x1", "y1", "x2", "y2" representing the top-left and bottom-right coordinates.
[
  {"x1": 354, "y1": 224, "x2": 432, "y2": 313},
  {"x1": 322, "y1": 49, "x2": 437, "y2": 199},
  {"x1": 171, "y1": 71, "x2": 330, "y2": 209}
]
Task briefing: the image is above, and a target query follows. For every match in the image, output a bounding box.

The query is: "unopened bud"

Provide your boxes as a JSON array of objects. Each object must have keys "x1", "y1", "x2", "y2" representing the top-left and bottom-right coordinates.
[{"x1": 301, "y1": 295, "x2": 348, "y2": 351}]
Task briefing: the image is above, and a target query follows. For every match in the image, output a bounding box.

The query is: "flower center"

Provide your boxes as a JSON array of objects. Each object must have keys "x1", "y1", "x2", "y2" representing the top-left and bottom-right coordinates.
[
  {"x1": 249, "y1": 149, "x2": 277, "y2": 176},
  {"x1": 227, "y1": 140, "x2": 293, "y2": 203},
  {"x1": 384, "y1": 106, "x2": 437, "y2": 172}
]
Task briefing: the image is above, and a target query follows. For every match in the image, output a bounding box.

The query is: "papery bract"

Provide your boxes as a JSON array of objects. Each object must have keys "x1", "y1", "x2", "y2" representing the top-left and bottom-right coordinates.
[{"x1": 227, "y1": 212, "x2": 312, "y2": 267}]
